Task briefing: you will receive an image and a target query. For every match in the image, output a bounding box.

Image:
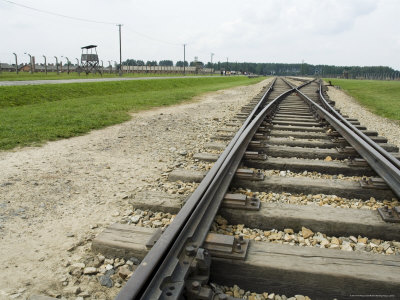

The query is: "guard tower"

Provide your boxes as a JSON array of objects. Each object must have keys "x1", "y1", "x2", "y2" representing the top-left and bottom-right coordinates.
[{"x1": 81, "y1": 45, "x2": 101, "y2": 75}]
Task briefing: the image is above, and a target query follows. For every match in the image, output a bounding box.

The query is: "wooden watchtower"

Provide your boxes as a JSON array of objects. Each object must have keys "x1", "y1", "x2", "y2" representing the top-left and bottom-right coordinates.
[{"x1": 81, "y1": 45, "x2": 102, "y2": 75}]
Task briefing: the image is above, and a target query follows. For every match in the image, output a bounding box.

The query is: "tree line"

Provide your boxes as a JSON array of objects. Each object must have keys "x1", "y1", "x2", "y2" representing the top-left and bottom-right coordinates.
[{"x1": 121, "y1": 59, "x2": 398, "y2": 77}]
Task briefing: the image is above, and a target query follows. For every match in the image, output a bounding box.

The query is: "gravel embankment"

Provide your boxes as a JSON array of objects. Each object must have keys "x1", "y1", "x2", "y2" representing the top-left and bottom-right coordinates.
[{"x1": 327, "y1": 86, "x2": 400, "y2": 148}]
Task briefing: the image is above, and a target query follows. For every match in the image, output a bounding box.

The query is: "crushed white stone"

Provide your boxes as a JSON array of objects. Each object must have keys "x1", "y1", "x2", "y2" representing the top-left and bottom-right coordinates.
[
  {"x1": 231, "y1": 188, "x2": 399, "y2": 210},
  {"x1": 258, "y1": 169, "x2": 368, "y2": 182},
  {"x1": 212, "y1": 216, "x2": 400, "y2": 256},
  {"x1": 212, "y1": 283, "x2": 310, "y2": 300},
  {"x1": 122, "y1": 209, "x2": 175, "y2": 228}
]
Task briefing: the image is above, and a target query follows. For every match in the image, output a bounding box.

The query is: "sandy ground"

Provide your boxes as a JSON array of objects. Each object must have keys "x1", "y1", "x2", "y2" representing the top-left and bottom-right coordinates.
[{"x1": 0, "y1": 79, "x2": 271, "y2": 299}]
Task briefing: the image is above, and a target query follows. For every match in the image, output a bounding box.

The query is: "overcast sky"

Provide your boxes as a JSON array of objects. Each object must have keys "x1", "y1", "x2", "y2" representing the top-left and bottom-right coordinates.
[{"x1": 0, "y1": 0, "x2": 399, "y2": 70}]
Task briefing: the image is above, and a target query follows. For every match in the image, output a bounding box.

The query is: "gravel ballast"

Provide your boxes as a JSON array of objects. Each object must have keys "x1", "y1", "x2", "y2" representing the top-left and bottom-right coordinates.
[
  {"x1": 212, "y1": 215, "x2": 400, "y2": 256},
  {"x1": 231, "y1": 188, "x2": 399, "y2": 210},
  {"x1": 327, "y1": 85, "x2": 400, "y2": 148}
]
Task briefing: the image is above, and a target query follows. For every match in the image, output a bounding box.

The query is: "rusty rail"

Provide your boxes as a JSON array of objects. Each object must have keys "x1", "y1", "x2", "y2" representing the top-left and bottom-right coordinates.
[
  {"x1": 116, "y1": 78, "x2": 313, "y2": 299},
  {"x1": 283, "y1": 78, "x2": 400, "y2": 198}
]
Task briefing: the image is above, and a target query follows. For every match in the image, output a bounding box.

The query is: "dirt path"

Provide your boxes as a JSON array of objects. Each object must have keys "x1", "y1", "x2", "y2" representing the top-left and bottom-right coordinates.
[{"x1": 0, "y1": 79, "x2": 271, "y2": 299}]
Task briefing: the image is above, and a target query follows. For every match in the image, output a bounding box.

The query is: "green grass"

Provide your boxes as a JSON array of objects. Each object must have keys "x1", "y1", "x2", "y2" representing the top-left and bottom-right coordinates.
[
  {"x1": 0, "y1": 71, "x2": 215, "y2": 81},
  {"x1": 0, "y1": 76, "x2": 264, "y2": 150},
  {"x1": 325, "y1": 79, "x2": 400, "y2": 121}
]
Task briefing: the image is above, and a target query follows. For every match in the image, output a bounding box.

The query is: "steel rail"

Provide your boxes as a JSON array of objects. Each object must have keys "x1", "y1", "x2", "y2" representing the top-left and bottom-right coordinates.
[
  {"x1": 116, "y1": 77, "x2": 277, "y2": 300},
  {"x1": 117, "y1": 78, "x2": 313, "y2": 299},
  {"x1": 317, "y1": 81, "x2": 400, "y2": 170},
  {"x1": 283, "y1": 78, "x2": 400, "y2": 198},
  {"x1": 116, "y1": 78, "x2": 303, "y2": 300}
]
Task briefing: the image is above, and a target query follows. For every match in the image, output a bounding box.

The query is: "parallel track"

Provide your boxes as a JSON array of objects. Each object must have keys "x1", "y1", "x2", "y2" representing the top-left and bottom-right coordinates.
[{"x1": 115, "y1": 77, "x2": 400, "y2": 299}]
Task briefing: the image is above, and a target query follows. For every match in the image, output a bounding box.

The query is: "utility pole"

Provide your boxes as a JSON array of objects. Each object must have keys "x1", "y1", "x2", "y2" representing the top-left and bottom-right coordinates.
[
  {"x1": 183, "y1": 44, "x2": 186, "y2": 76},
  {"x1": 13, "y1": 52, "x2": 18, "y2": 74},
  {"x1": 75, "y1": 58, "x2": 80, "y2": 75},
  {"x1": 25, "y1": 52, "x2": 32, "y2": 74},
  {"x1": 62, "y1": 56, "x2": 70, "y2": 74},
  {"x1": 226, "y1": 57, "x2": 229, "y2": 71},
  {"x1": 210, "y1": 53, "x2": 214, "y2": 73},
  {"x1": 54, "y1": 56, "x2": 59, "y2": 75},
  {"x1": 117, "y1": 24, "x2": 123, "y2": 76},
  {"x1": 43, "y1": 55, "x2": 47, "y2": 75},
  {"x1": 67, "y1": 57, "x2": 70, "y2": 74}
]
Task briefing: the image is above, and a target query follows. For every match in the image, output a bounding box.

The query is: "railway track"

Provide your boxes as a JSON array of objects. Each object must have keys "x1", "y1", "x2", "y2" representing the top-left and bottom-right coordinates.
[{"x1": 92, "y1": 77, "x2": 400, "y2": 299}]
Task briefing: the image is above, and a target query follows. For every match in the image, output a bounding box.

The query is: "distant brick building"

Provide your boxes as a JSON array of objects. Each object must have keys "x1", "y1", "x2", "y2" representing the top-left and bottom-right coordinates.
[{"x1": 0, "y1": 63, "x2": 16, "y2": 72}]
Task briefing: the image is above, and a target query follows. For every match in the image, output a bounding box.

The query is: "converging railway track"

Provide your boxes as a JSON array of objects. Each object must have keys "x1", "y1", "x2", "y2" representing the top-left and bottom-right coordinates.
[{"x1": 92, "y1": 77, "x2": 400, "y2": 299}]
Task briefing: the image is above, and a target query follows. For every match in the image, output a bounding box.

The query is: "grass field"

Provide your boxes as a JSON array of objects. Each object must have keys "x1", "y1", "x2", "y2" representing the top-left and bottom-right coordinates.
[
  {"x1": 0, "y1": 76, "x2": 264, "y2": 150},
  {"x1": 326, "y1": 79, "x2": 400, "y2": 121},
  {"x1": 0, "y1": 72, "x2": 214, "y2": 81}
]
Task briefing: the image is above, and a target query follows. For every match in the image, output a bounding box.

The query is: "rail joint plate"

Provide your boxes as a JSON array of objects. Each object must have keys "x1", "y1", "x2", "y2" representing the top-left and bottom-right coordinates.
[
  {"x1": 347, "y1": 158, "x2": 369, "y2": 167},
  {"x1": 244, "y1": 151, "x2": 267, "y2": 161},
  {"x1": 185, "y1": 248, "x2": 213, "y2": 299},
  {"x1": 359, "y1": 177, "x2": 389, "y2": 190},
  {"x1": 378, "y1": 206, "x2": 400, "y2": 223},
  {"x1": 222, "y1": 193, "x2": 261, "y2": 210},
  {"x1": 257, "y1": 126, "x2": 270, "y2": 133},
  {"x1": 203, "y1": 233, "x2": 249, "y2": 260},
  {"x1": 249, "y1": 141, "x2": 268, "y2": 149},
  {"x1": 331, "y1": 137, "x2": 347, "y2": 145},
  {"x1": 235, "y1": 169, "x2": 264, "y2": 181},
  {"x1": 253, "y1": 133, "x2": 268, "y2": 140}
]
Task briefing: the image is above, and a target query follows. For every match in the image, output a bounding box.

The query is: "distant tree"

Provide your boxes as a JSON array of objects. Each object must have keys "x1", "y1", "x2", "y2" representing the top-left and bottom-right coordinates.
[
  {"x1": 190, "y1": 61, "x2": 204, "y2": 67},
  {"x1": 176, "y1": 61, "x2": 188, "y2": 67},
  {"x1": 159, "y1": 60, "x2": 173, "y2": 66},
  {"x1": 106, "y1": 58, "x2": 399, "y2": 77},
  {"x1": 123, "y1": 59, "x2": 137, "y2": 66}
]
